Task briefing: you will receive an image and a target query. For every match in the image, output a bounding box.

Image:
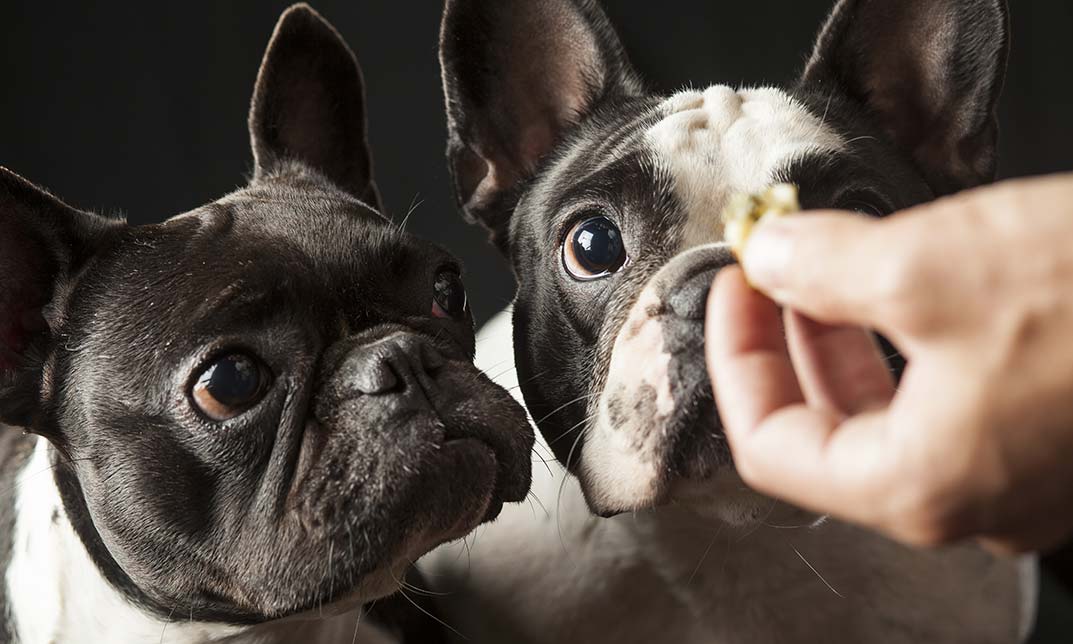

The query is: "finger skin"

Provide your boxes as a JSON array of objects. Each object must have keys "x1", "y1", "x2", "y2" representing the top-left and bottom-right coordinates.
[
  {"x1": 706, "y1": 267, "x2": 804, "y2": 436},
  {"x1": 706, "y1": 267, "x2": 897, "y2": 524},
  {"x1": 741, "y1": 212, "x2": 896, "y2": 327},
  {"x1": 713, "y1": 175, "x2": 1073, "y2": 552},
  {"x1": 784, "y1": 310, "x2": 895, "y2": 418}
]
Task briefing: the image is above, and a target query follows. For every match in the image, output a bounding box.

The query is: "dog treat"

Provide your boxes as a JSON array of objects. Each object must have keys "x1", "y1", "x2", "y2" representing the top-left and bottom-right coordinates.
[{"x1": 723, "y1": 183, "x2": 800, "y2": 260}]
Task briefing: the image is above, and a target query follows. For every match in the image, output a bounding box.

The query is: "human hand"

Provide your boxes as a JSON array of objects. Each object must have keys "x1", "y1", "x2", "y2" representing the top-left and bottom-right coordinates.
[{"x1": 706, "y1": 174, "x2": 1073, "y2": 553}]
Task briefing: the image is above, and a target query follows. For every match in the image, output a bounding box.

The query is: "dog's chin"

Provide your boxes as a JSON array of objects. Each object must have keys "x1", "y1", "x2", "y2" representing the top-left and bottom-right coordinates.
[
  {"x1": 271, "y1": 438, "x2": 502, "y2": 617},
  {"x1": 668, "y1": 470, "x2": 778, "y2": 527},
  {"x1": 580, "y1": 393, "x2": 819, "y2": 528},
  {"x1": 379, "y1": 433, "x2": 505, "y2": 554},
  {"x1": 581, "y1": 387, "x2": 733, "y2": 517},
  {"x1": 423, "y1": 436, "x2": 504, "y2": 533}
]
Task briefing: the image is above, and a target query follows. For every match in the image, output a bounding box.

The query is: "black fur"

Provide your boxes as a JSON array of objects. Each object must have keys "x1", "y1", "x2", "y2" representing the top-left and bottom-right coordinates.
[{"x1": 0, "y1": 3, "x2": 532, "y2": 637}]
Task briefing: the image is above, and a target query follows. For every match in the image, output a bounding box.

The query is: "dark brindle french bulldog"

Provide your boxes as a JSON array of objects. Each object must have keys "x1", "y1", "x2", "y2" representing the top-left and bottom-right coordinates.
[
  {"x1": 0, "y1": 5, "x2": 532, "y2": 643},
  {"x1": 424, "y1": 0, "x2": 1037, "y2": 642}
]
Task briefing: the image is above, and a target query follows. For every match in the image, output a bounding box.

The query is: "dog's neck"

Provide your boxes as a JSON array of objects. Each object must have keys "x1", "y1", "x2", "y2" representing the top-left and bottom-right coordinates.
[{"x1": 4, "y1": 436, "x2": 391, "y2": 644}]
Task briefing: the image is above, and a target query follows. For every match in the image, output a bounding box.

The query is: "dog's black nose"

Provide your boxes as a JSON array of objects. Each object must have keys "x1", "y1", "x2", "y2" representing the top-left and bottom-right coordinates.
[
  {"x1": 668, "y1": 267, "x2": 722, "y2": 320},
  {"x1": 348, "y1": 334, "x2": 446, "y2": 395},
  {"x1": 655, "y1": 244, "x2": 736, "y2": 321}
]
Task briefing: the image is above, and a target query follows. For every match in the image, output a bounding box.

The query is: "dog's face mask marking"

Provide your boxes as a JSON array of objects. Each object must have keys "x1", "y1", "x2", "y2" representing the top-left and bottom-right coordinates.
[
  {"x1": 0, "y1": 5, "x2": 532, "y2": 624},
  {"x1": 441, "y1": 0, "x2": 1007, "y2": 517}
]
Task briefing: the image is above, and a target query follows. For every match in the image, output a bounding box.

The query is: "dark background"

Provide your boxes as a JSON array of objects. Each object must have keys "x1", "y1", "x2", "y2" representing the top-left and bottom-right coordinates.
[
  {"x1": 2, "y1": 1, "x2": 1072, "y2": 639},
  {"x1": 3, "y1": 1, "x2": 1071, "y2": 323}
]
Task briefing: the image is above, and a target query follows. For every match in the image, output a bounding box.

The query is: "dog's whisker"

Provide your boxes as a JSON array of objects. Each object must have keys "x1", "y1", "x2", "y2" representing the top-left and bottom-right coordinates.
[
  {"x1": 687, "y1": 524, "x2": 725, "y2": 586},
  {"x1": 554, "y1": 421, "x2": 593, "y2": 558},
  {"x1": 353, "y1": 598, "x2": 375, "y2": 644},
  {"x1": 391, "y1": 566, "x2": 451, "y2": 598},
  {"x1": 397, "y1": 588, "x2": 469, "y2": 641},
  {"x1": 791, "y1": 544, "x2": 845, "y2": 599},
  {"x1": 0, "y1": 453, "x2": 95, "y2": 499},
  {"x1": 842, "y1": 134, "x2": 879, "y2": 147},
  {"x1": 531, "y1": 445, "x2": 556, "y2": 478},
  {"x1": 549, "y1": 412, "x2": 597, "y2": 446},
  {"x1": 526, "y1": 489, "x2": 550, "y2": 519},
  {"x1": 396, "y1": 193, "x2": 424, "y2": 231},
  {"x1": 158, "y1": 606, "x2": 176, "y2": 644},
  {"x1": 534, "y1": 393, "x2": 597, "y2": 425}
]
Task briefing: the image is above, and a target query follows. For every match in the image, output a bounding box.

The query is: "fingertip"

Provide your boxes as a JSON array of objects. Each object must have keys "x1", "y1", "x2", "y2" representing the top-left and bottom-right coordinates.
[
  {"x1": 740, "y1": 212, "x2": 887, "y2": 326},
  {"x1": 706, "y1": 266, "x2": 785, "y2": 357}
]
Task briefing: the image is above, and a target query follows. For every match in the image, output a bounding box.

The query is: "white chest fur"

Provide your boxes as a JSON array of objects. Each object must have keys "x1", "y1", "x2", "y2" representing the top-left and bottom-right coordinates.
[
  {"x1": 420, "y1": 309, "x2": 1038, "y2": 644},
  {"x1": 5, "y1": 437, "x2": 395, "y2": 644}
]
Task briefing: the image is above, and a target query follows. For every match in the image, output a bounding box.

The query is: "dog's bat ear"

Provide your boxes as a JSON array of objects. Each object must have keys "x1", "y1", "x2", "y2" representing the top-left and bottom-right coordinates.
[
  {"x1": 0, "y1": 168, "x2": 120, "y2": 428},
  {"x1": 249, "y1": 3, "x2": 382, "y2": 212},
  {"x1": 800, "y1": 0, "x2": 1009, "y2": 196},
  {"x1": 439, "y1": 0, "x2": 642, "y2": 254}
]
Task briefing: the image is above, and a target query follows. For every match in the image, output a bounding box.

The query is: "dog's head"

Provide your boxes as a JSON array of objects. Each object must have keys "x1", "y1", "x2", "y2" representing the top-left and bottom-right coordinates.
[
  {"x1": 440, "y1": 0, "x2": 1007, "y2": 519},
  {"x1": 0, "y1": 4, "x2": 532, "y2": 624}
]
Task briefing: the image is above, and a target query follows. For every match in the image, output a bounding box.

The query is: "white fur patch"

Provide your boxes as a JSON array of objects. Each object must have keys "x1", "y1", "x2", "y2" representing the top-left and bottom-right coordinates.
[
  {"x1": 646, "y1": 85, "x2": 844, "y2": 249},
  {"x1": 583, "y1": 287, "x2": 670, "y2": 510},
  {"x1": 5, "y1": 438, "x2": 390, "y2": 644}
]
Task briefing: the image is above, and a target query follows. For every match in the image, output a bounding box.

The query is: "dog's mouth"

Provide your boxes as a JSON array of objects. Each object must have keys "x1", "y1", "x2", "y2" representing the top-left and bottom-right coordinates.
[
  {"x1": 582, "y1": 371, "x2": 734, "y2": 517},
  {"x1": 242, "y1": 365, "x2": 532, "y2": 618},
  {"x1": 291, "y1": 365, "x2": 532, "y2": 531}
]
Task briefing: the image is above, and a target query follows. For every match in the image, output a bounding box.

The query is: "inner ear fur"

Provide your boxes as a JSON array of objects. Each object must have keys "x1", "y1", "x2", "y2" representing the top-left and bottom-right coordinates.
[
  {"x1": 800, "y1": 0, "x2": 1009, "y2": 195},
  {"x1": 249, "y1": 3, "x2": 382, "y2": 211}
]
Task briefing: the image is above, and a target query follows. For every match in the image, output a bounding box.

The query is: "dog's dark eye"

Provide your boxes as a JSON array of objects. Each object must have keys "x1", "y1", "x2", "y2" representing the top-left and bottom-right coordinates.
[
  {"x1": 191, "y1": 353, "x2": 269, "y2": 422},
  {"x1": 562, "y1": 216, "x2": 628, "y2": 281},
  {"x1": 836, "y1": 191, "x2": 888, "y2": 217},
  {"x1": 432, "y1": 270, "x2": 467, "y2": 319}
]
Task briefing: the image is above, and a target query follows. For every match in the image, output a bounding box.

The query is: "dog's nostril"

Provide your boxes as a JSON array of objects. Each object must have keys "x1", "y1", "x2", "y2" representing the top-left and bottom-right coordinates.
[
  {"x1": 346, "y1": 334, "x2": 443, "y2": 396},
  {"x1": 420, "y1": 343, "x2": 446, "y2": 372},
  {"x1": 668, "y1": 268, "x2": 721, "y2": 320},
  {"x1": 352, "y1": 348, "x2": 400, "y2": 395}
]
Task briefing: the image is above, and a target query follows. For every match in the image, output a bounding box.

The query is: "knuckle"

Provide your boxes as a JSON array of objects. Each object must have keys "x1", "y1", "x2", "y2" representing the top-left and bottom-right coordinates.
[
  {"x1": 872, "y1": 250, "x2": 936, "y2": 332},
  {"x1": 883, "y1": 483, "x2": 966, "y2": 548}
]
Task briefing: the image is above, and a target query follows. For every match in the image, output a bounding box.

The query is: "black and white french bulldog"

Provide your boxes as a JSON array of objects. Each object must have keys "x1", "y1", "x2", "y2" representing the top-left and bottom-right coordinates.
[
  {"x1": 0, "y1": 5, "x2": 533, "y2": 643},
  {"x1": 425, "y1": 0, "x2": 1038, "y2": 642}
]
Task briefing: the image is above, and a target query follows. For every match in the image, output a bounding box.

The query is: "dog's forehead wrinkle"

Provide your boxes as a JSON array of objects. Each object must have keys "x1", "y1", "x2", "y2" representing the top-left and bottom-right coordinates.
[
  {"x1": 646, "y1": 85, "x2": 846, "y2": 249},
  {"x1": 523, "y1": 99, "x2": 664, "y2": 232}
]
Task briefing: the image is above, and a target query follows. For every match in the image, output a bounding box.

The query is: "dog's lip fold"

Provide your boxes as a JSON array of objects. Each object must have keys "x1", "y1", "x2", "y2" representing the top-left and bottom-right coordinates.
[
  {"x1": 433, "y1": 436, "x2": 503, "y2": 527},
  {"x1": 439, "y1": 429, "x2": 528, "y2": 514}
]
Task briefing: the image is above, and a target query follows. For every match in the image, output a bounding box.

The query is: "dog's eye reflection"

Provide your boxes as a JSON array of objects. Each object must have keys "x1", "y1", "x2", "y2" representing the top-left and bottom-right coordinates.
[
  {"x1": 562, "y1": 216, "x2": 628, "y2": 281},
  {"x1": 191, "y1": 353, "x2": 268, "y2": 421},
  {"x1": 432, "y1": 270, "x2": 467, "y2": 318}
]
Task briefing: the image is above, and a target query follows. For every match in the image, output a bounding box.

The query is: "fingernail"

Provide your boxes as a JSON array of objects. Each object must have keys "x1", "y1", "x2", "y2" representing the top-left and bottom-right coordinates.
[{"x1": 742, "y1": 218, "x2": 796, "y2": 292}]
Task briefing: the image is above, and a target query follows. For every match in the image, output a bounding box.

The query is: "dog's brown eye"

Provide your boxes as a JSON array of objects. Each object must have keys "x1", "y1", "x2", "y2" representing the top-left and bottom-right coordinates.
[
  {"x1": 191, "y1": 353, "x2": 268, "y2": 421},
  {"x1": 432, "y1": 270, "x2": 467, "y2": 318},
  {"x1": 563, "y1": 216, "x2": 628, "y2": 280}
]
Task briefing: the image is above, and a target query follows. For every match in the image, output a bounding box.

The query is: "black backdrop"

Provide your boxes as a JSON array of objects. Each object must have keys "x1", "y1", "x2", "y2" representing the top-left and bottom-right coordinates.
[
  {"x1": 3, "y1": 1, "x2": 1073, "y2": 638},
  {"x1": 3, "y1": 0, "x2": 1072, "y2": 323}
]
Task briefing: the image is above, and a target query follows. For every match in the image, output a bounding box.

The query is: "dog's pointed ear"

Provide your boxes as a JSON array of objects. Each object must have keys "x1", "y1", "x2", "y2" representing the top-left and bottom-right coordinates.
[
  {"x1": 0, "y1": 168, "x2": 120, "y2": 428},
  {"x1": 249, "y1": 4, "x2": 382, "y2": 211},
  {"x1": 800, "y1": 0, "x2": 1009, "y2": 195},
  {"x1": 440, "y1": 0, "x2": 642, "y2": 253}
]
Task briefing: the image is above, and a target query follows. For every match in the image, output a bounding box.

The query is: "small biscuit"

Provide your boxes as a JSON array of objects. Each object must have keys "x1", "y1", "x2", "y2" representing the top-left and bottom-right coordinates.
[{"x1": 723, "y1": 183, "x2": 800, "y2": 261}]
